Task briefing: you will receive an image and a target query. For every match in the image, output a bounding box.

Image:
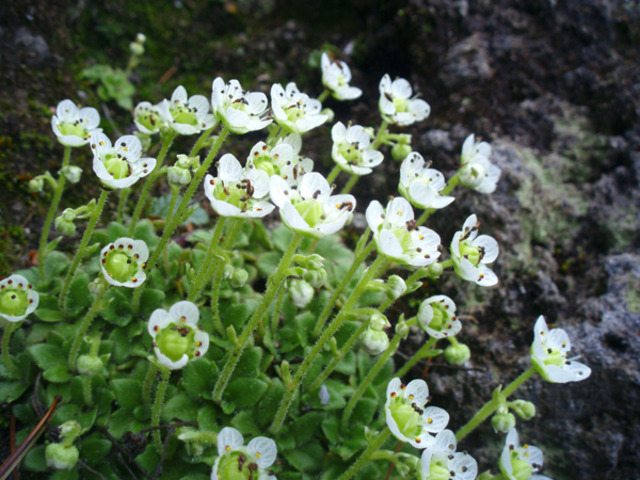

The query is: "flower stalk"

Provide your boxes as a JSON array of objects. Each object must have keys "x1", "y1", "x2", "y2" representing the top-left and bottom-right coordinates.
[
  {"x1": 1, "y1": 321, "x2": 22, "y2": 377},
  {"x1": 337, "y1": 427, "x2": 392, "y2": 480},
  {"x1": 67, "y1": 281, "x2": 108, "y2": 371},
  {"x1": 152, "y1": 364, "x2": 171, "y2": 452}
]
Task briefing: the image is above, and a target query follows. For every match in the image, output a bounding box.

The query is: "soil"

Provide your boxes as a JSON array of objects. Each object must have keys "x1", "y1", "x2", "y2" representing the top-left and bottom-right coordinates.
[{"x1": 1, "y1": 0, "x2": 639, "y2": 478}]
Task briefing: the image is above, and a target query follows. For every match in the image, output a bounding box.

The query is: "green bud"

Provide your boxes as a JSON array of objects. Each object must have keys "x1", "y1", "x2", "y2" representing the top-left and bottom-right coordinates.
[
  {"x1": 510, "y1": 399, "x2": 536, "y2": 420},
  {"x1": 28, "y1": 177, "x2": 44, "y2": 193},
  {"x1": 59, "y1": 420, "x2": 82, "y2": 444},
  {"x1": 60, "y1": 165, "x2": 82, "y2": 184},
  {"x1": 492, "y1": 411, "x2": 516, "y2": 433},
  {"x1": 392, "y1": 142, "x2": 413, "y2": 161},
  {"x1": 320, "y1": 107, "x2": 334, "y2": 123},
  {"x1": 223, "y1": 262, "x2": 235, "y2": 279},
  {"x1": 459, "y1": 162, "x2": 486, "y2": 189},
  {"x1": 136, "y1": 33, "x2": 146, "y2": 44},
  {"x1": 361, "y1": 328, "x2": 389, "y2": 355},
  {"x1": 288, "y1": 278, "x2": 314, "y2": 308},
  {"x1": 76, "y1": 354, "x2": 103, "y2": 377},
  {"x1": 385, "y1": 275, "x2": 406, "y2": 300},
  {"x1": 46, "y1": 443, "x2": 79, "y2": 470},
  {"x1": 395, "y1": 318, "x2": 410, "y2": 339},
  {"x1": 176, "y1": 154, "x2": 198, "y2": 169},
  {"x1": 303, "y1": 269, "x2": 327, "y2": 289},
  {"x1": 444, "y1": 342, "x2": 471, "y2": 365},
  {"x1": 129, "y1": 41, "x2": 144, "y2": 56},
  {"x1": 427, "y1": 262, "x2": 444, "y2": 279},
  {"x1": 55, "y1": 215, "x2": 76, "y2": 236},
  {"x1": 229, "y1": 268, "x2": 249, "y2": 289},
  {"x1": 167, "y1": 165, "x2": 191, "y2": 186},
  {"x1": 369, "y1": 312, "x2": 390, "y2": 331}
]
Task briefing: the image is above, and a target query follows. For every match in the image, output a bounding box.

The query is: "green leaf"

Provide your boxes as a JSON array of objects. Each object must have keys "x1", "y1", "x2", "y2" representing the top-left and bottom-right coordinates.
[
  {"x1": 43, "y1": 251, "x2": 70, "y2": 281},
  {"x1": 105, "y1": 221, "x2": 128, "y2": 242},
  {"x1": 34, "y1": 308, "x2": 65, "y2": 323},
  {"x1": 0, "y1": 381, "x2": 29, "y2": 403},
  {"x1": 230, "y1": 410, "x2": 259, "y2": 436},
  {"x1": 65, "y1": 273, "x2": 91, "y2": 313},
  {"x1": 272, "y1": 226, "x2": 294, "y2": 252},
  {"x1": 321, "y1": 415, "x2": 340, "y2": 443},
  {"x1": 234, "y1": 347, "x2": 262, "y2": 378},
  {"x1": 256, "y1": 379, "x2": 285, "y2": 427},
  {"x1": 225, "y1": 377, "x2": 268, "y2": 408},
  {"x1": 334, "y1": 350, "x2": 357, "y2": 375},
  {"x1": 23, "y1": 445, "x2": 47, "y2": 472},
  {"x1": 79, "y1": 437, "x2": 112, "y2": 466},
  {"x1": 316, "y1": 235, "x2": 354, "y2": 264},
  {"x1": 139, "y1": 288, "x2": 165, "y2": 319},
  {"x1": 250, "y1": 220, "x2": 272, "y2": 250},
  {"x1": 291, "y1": 411, "x2": 323, "y2": 445},
  {"x1": 220, "y1": 301, "x2": 252, "y2": 331},
  {"x1": 133, "y1": 219, "x2": 160, "y2": 248},
  {"x1": 108, "y1": 408, "x2": 145, "y2": 439},
  {"x1": 197, "y1": 405, "x2": 218, "y2": 431},
  {"x1": 162, "y1": 393, "x2": 199, "y2": 422},
  {"x1": 101, "y1": 288, "x2": 133, "y2": 327},
  {"x1": 111, "y1": 378, "x2": 142, "y2": 410},
  {"x1": 182, "y1": 358, "x2": 217, "y2": 398},
  {"x1": 43, "y1": 365, "x2": 72, "y2": 383},
  {"x1": 282, "y1": 442, "x2": 324, "y2": 473},
  {"x1": 28, "y1": 343, "x2": 65, "y2": 369},
  {"x1": 256, "y1": 251, "x2": 281, "y2": 277},
  {"x1": 350, "y1": 397, "x2": 378, "y2": 426}
]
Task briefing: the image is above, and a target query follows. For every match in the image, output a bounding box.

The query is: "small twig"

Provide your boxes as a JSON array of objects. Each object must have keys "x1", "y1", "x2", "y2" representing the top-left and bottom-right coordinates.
[{"x1": 78, "y1": 459, "x2": 107, "y2": 480}]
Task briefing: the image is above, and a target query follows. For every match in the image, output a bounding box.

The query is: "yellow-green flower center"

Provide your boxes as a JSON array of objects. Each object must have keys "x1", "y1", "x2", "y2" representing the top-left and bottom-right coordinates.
[
  {"x1": 393, "y1": 228, "x2": 413, "y2": 252},
  {"x1": 171, "y1": 106, "x2": 198, "y2": 126},
  {"x1": 58, "y1": 122, "x2": 87, "y2": 138},
  {"x1": 389, "y1": 399, "x2": 422, "y2": 439},
  {"x1": 429, "y1": 304, "x2": 448, "y2": 331},
  {"x1": 295, "y1": 199, "x2": 323, "y2": 227},
  {"x1": 104, "y1": 155, "x2": 131, "y2": 180},
  {"x1": 253, "y1": 156, "x2": 277, "y2": 177},
  {"x1": 428, "y1": 462, "x2": 451, "y2": 480},
  {"x1": 338, "y1": 143, "x2": 362, "y2": 165},
  {"x1": 392, "y1": 97, "x2": 409, "y2": 113},
  {"x1": 544, "y1": 348, "x2": 564, "y2": 367},
  {"x1": 156, "y1": 325, "x2": 195, "y2": 362},
  {"x1": 217, "y1": 451, "x2": 258, "y2": 480},
  {"x1": 459, "y1": 242, "x2": 481, "y2": 266},
  {"x1": 105, "y1": 252, "x2": 137, "y2": 283},
  {"x1": 509, "y1": 455, "x2": 533, "y2": 480},
  {"x1": 0, "y1": 289, "x2": 28, "y2": 317}
]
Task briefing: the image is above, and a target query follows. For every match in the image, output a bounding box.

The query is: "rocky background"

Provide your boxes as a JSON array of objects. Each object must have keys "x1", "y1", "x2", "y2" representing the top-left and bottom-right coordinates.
[{"x1": 1, "y1": 0, "x2": 639, "y2": 478}]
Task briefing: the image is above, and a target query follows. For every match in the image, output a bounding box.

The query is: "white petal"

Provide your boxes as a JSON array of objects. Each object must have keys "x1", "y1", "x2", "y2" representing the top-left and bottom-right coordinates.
[
  {"x1": 171, "y1": 85, "x2": 188, "y2": 105},
  {"x1": 218, "y1": 154, "x2": 243, "y2": 183},
  {"x1": 404, "y1": 379, "x2": 429, "y2": 405},
  {"x1": 422, "y1": 406, "x2": 449, "y2": 432},
  {"x1": 169, "y1": 301, "x2": 200, "y2": 326},
  {"x1": 365, "y1": 200, "x2": 385, "y2": 231},
  {"x1": 433, "y1": 429, "x2": 457, "y2": 456},
  {"x1": 474, "y1": 234, "x2": 499, "y2": 263},
  {"x1": 269, "y1": 175, "x2": 291, "y2": 208},
  {"x1": 386, "y1": 197, "x2": 414, "y2": 226},
  {"x1": 247, "y1": 437, "x2": 277, "y2": 468},
  {"x1": 217, "y1": 427, "x2": 244, "y2": 457}
]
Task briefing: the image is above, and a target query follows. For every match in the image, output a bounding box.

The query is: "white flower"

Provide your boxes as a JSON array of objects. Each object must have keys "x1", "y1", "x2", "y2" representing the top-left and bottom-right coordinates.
[
  {"x1": 270, "y1": 82, "x2": 328, "y2": 134},
  {"x1": 148, "y1": 301, "x2": 209, "y2": 370},
  {"x1": 133, "y1": 101, "x2": 164, "y2": 135},
  {"x1": 248, "y1": 139, "x2": 313, "y2": 188},
  {"x1": 212, "y1": 427, "x2": 277, "y2": 480},
  {"x1": 321, "y1": 52, "x2": 362, "y2": 100},
  {"x1": 0, "y1": 274, "x2": 38, "y2": 322},
  {"x1": 331, "y1": 122, "x2": 384, "y2": 175},
  {"x1": 500, "y1": 428, "x2": 553, "y2": 480},
  {"x1": 378, "y1": 74, "x2": 430, "y2": 126},
  {"x1": 100, "y1": 238, "x2": 149, "y2": 288},
  {"x1": 417, "y1": 295, "x2": 461, "y2": 339},
  {"x1": 51, "y1": 99, "x2": 101, "y2": 147},
  {"x1": 211, "y1": 77, "x2": 271, "y2": 134},
  {"x1": 399, "y1": 152, "x2": 454, "y2": 210},
  {"x1": 385, "y1": 378, "x2": 449, "y2": 449},
  {"x1": 530, "y1": 315, "x2": 591, "y2": 383},
  {"x1": 459, "y1": 134, "x2": 501, "y2": 194},
  {"x1": 450, "y1": 214, "x2": 499, "y2": 286},
  {"x1": 158, "y1": 85, "x2": 216, "y2": 135},
  {"x1": 269, "y1": 172, "x2": 355, "y2": 238},
  {"x1": 419, "y1": 430, "x2": 477, "y2": 480},
  {"x1": 91, "y1": 133, "x2": 156, "y2": 189},
  {"x1": 366, "y1": 197, "x2": 441, "y2": 267},
  {"x1": 204, "y1": 153, "x2": 274, "y2": 219}
]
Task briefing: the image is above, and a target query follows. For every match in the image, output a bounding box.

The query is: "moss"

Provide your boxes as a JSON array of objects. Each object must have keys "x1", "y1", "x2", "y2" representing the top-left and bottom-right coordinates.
[{"x1": 625, "y1": 277, "x2": 640, "y2": 314}]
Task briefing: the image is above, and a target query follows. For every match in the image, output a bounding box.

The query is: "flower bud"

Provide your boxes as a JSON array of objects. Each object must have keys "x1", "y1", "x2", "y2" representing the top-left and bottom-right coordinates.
[
  {"x1": 303, "y1": 269, "x2": 327, "y2": 289},
  {"x1": 28, "y1": 177, "x2": 44, "y2": 193},
  {"x1": 167, "y1": 165, "x2": 191, "y2": 186},
  {"x1": 369, "y1": 312, "x2": 390, "y2": 331},
  {"x1": 77, "y1": 354, "x2": 103, "y2": 377},
  {"x1": 427, "y1": 261, "x2": 443, "y2": 279},
  {"x1": 394, "y1": 318, "x2": 410, "y2": 339},
  {"x1": 60, "y1": 165, "x2": 82, "y2": 184},
  {"x1": 320, "y1": 108, "x2": 335, "y2": 123},
  {"x1": 361, "y1": 328, "x2": 389, "y2": 355},
  {"x1": 55, "y1": 215, "x2": 76, "y2": 236},
  {"x1": 288, "y1": 279, "x2": 314, "y2": 308},
  {"x1": 510, "y1": 400, "x2": 536, "y2": 420},
  {"x1": 444, "y1": 342, "x2": 471, "y2": 365},
  {"x1": 459, "y1": 162, "x2": 486, "y2": 189},
  {"x1": 491, "y1": 411, "x2": 516, "y2": 433},
  {"x1": 46, "y1": 443, "x2": 79, "y2": 470},
  {"x1": 229, "y1": 268, "x2": 249, "y2": 289},
  {"x1": 136, "y1": 33, "x2": 146, "y2": 44},
  {"x1": 385, "y1": 275, "x2": 406, "y2": 300},
  {"x1": 129, "y1": 41, "x2": 144, "y2": 56},
  {"x1": 176, "y1": 154, "x2": 197, "y2": 169},
  {"x1": 392, "y1": 142, "x2": 413, "y2": 162}
]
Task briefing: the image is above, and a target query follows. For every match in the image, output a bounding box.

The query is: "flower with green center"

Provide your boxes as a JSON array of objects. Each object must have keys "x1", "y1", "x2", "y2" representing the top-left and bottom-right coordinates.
[
  {"x1": 366, "y1": 197, "x2": 441, "y2": 267},
  {"x1": 133, "y1": 101, "x2": 164, "y2": 135},
  {"x1": 91, "y1": 133, "x2": 156, "y2": 189},
  {"x1": 270, "y1": 82, "x2": 328, "y2": 134},
  {"x1": 530, "y1": 315, "x2": 591, "y2": 383},
  {"x1": 459, "y1": 134, "x2": 501, "y2": 194},
  {"x1": 51, "y1": 99, "x2": 101, "y2": 147},
  {"x1": 417, "y1": 295, "x2": 461, "y2": 339},
  {"x1": 158, "y1": 85, "x2": 216, "y2": 135},
  {"x1": 248, "y1": 139, "x2": 314, "y2": 188},
  {"x1": 450, "y1": 214, "x2": 499, "y2": 286},
  {"x1": 331, "y1": 122, "x2": 383, "y2": 175},
  {"x1": 399, "y1": 152, "x2": 454, "y2": 210},
  {"x1": 0, "y1": 274, "x2": 38, "y2": 323},
  {"x1": 500, "y1": 428, "x2": 552, "y2": 480},
  {"x1": 212, "y1": 427, "x2": 277, "y2": 480},
  {"x1": 148, "y1": 301, "x2": 209, "y2": 370},
  {"x1": 418, "y1": 429, "x2": 477, "y2": 480},
  {"x1": 269, "y1": 172, "x2": 355, "y2": 238},
  {"x1": 100, "y1": 238, "x2": 149, "y2": 288},
  {"x1": 204, "y1": 153, "x2": 274, "y2": 218},
  {"x1": 320, "y1": 52, "x2": 362, "y2": 100},
  {"x1": 385, "y1": 378, "x2": 449, "y2": 449},
  {"x1": 378, "y1": 74, "x2": 430, "y2": 126},
  {"x1": 211, "y1": 77, "x2": 271, "y2": 134}
]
